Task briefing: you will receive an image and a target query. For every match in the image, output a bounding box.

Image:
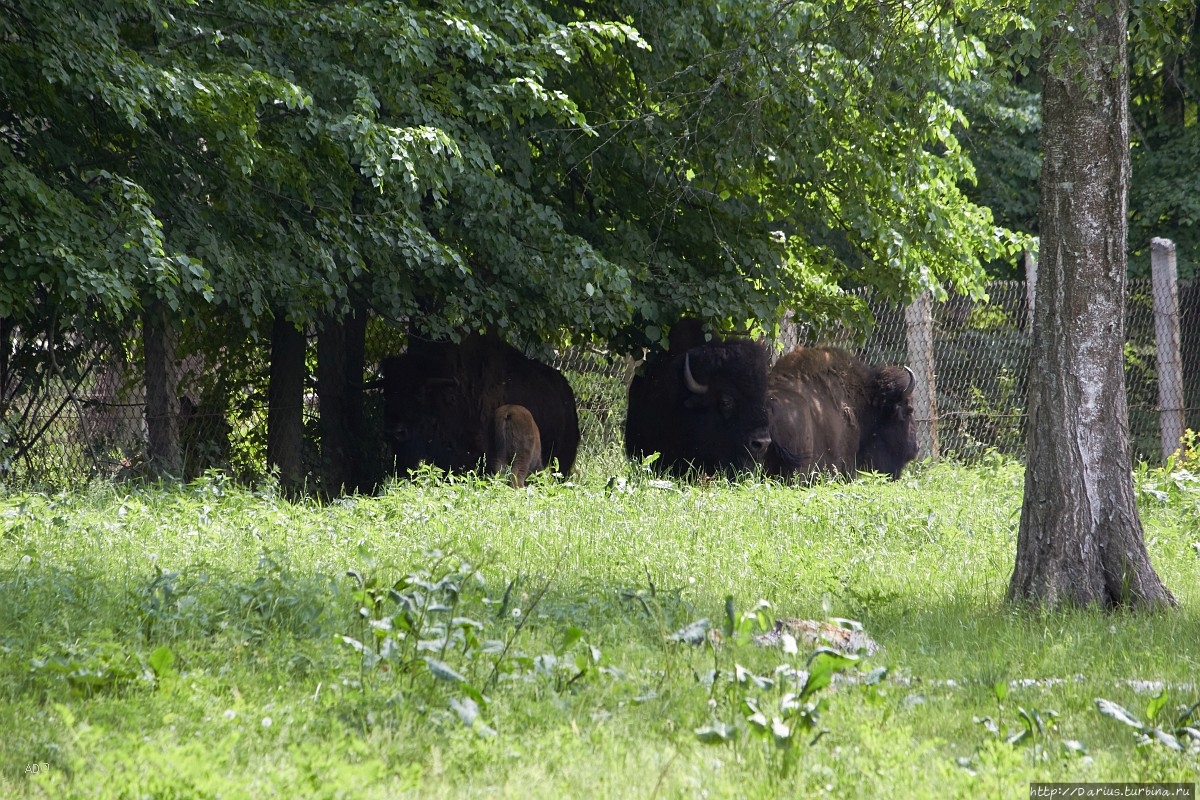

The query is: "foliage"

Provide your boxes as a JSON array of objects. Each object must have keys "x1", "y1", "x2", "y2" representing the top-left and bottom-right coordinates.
[
  {"x1": 1096, "y1": 691, "x2": 1200, "y2": 751},
  {"x1": 1128, "y1": 0, "x2": 1200, "y2": 277},
  {"x1": 2, "y1": 0, "x2": 1028, "y2": 356},
  {"x1": 692, "y1": 599, "x2": 872, "y2": 779},
  {"x1": 974, "y1": 680, "x2": 1063, "y2": 749},
  {"x1": 952, "y1": 0, "x2": 1200, "y2": 277},
  {"x1": 562, "y1": 0, "x2": 1026, "y2": 346},
  {"x1": 1172, "y1": 428, "x2": 1200, "y2": 470}
]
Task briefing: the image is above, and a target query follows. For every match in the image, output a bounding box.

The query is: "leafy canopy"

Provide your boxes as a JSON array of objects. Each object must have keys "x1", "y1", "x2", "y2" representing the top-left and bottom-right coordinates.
[{"x1": 2, "y1": 0, "x2": 1025, "y2": 352}]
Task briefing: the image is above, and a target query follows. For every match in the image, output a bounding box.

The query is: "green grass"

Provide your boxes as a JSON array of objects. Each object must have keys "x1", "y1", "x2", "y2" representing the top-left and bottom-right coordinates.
[{"x1": 1, "y1": 457, "x2": 1198, "y2": 798}]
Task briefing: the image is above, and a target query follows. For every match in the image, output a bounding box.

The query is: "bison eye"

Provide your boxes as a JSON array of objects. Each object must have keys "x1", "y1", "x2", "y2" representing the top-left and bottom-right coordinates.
[{"x1": 719, "y1": 394, "x2": 735, "y2": 417}]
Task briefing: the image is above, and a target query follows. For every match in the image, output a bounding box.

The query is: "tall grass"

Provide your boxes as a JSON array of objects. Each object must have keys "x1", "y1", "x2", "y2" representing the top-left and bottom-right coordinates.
[{"x1": 1, "y1": 457, "x2": 1198, "y2": 798}]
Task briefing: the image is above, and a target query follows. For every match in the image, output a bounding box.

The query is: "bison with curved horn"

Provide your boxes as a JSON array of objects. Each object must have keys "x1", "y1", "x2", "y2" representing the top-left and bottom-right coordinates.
[
  {"x1": 625, "y1": 319, "x2": 772, "y2": 476},
  {"x1": 765, "y1": 346, "x2": 919, "y2": 481},
  {"x1": 381, "y1": 334, "x2": 579, "y2": 482}
]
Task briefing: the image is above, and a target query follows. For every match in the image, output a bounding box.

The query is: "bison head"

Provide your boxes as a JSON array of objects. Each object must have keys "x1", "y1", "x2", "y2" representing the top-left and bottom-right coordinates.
[
  {"x1": 858, "y1": 365, "x2": 919, "y2": 479},
  {"x1": 626, "y1": 332, "x2": 772, "y2": 476}
]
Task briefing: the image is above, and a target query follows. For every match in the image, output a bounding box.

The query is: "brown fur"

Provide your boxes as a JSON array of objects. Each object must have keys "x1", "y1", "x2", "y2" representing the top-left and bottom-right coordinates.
[
  {"x1": 766, "y1": 346, "x2": 917, "y2": 480},
  {"x1": 490, "y1": 404, "x2": 543, "y2": 488},
  {"x1": 381, "y1": 334, "x2": 579, "y2": 480}
]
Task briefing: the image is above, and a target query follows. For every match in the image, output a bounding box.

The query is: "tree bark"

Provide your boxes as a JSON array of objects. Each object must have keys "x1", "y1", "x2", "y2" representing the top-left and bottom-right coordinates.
[
  {"x1": 143, "y1": 299, "x2": 182, "y2": 479},
  {"x1": 1008, "y1": 0, "x2": 1174, "y2": 610},
  {"x1": 317, "y1": 308, "x2": 368, "y2": 495},
  {"x1": 267, "y1": 313, "x2": 307, "y2": 492}
]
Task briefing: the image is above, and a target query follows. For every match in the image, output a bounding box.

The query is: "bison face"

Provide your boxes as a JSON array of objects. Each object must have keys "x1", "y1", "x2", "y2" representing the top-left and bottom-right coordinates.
[
  {"x1": 859, "y1": 365, "x2": 919, "y2": 479},
  {"x1": 627, "y1": 337, "x2": 772, "y2": 476},
  {"x1": 680, "y1": 351, "x2": 772, "y2": 469}
]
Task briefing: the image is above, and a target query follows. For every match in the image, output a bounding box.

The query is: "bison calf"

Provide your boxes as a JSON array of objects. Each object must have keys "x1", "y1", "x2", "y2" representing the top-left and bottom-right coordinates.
[
  {"x1": 381, "y1": 334, "x2": 580, "y2": 482},
  {"x1": 489, "y1": 404, "x2": 543, "y2": 488}
]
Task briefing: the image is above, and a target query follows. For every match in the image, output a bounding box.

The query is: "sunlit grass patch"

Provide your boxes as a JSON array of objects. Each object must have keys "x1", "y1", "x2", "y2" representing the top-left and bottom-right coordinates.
[{"x1": 1, "y1": 458, "x2": 1197, "y2": 798}]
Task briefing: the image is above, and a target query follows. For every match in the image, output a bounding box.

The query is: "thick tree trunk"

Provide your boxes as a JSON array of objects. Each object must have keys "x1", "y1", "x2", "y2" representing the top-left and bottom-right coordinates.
[
  {"x1": 143, "y1": 300, "x2": 182, "y2": 479},
  {"x1": 267, "y1": 314, "x2": 307, "y2": 492},
  {"x1": 317, "y1": 309, "x2": 368, "y2": 495},
  {"x1": 1009, "y1": 0, "x2": 1174, "y2": 610}
]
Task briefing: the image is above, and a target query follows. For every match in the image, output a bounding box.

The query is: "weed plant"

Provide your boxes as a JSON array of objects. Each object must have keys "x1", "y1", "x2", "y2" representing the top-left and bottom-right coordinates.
[{"x1": 1, "y1": 457, "x2": 1198, "y2": 798}]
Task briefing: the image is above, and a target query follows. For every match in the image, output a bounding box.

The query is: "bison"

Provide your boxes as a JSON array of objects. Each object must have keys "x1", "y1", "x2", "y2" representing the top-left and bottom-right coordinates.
[
  {"x1": 765, "y1": 346, "x2": 918, "y2": 481},
  {"x1": 381, "y1": 334, "x2": 580, "y2": 481},
  {"x1": 625, "y1": 320, "x2": 772, "y2": 476},
  {"x1": 489, "y1": 404, "x2": 543, "y2": 488}
]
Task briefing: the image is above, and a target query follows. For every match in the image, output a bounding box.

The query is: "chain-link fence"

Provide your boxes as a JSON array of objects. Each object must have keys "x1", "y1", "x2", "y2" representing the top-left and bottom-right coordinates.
[
  {"x1": 793, "y1": 282, "x2": 1035, "y2": 462},
  {"x1": 793, "y1": 279, "x2": 1200, "y2": 465},
  {"x1": 4, "y1": 275, "x2": 1199, "y2": 489}
]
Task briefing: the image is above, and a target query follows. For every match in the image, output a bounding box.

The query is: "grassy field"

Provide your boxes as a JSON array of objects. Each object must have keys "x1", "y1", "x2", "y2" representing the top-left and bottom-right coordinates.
[{"x1": 1, "y1": 455, "x2": 1198, "y2": 798}]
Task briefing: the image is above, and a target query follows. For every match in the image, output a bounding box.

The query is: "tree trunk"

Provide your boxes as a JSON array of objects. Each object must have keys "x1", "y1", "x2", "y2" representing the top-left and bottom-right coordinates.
[
  {"x1": 1157, "y1": 4, "x2": 1198, "y2": 131},
  {"x1": 1008, "y1": 0, "x2": 1174, "y2": 610},
  {"x1": 267, "y1": 313, "x2": 307, "y2": 492},
  {"x1": 317, "y1": 308, "x2": 368, "y2": 495},
  {"x1": 143, "y1": 299, "x2": 182, "y2": 479}
]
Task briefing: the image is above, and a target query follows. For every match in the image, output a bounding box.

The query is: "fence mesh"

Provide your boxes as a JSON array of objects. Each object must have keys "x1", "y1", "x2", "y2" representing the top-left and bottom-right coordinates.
[
  {"x1": 3, "y1": 278, "x2": 1199, "y2": 488},
  {"x1": 794, "y1": 282, "x2": 1033, "y2": 462}
]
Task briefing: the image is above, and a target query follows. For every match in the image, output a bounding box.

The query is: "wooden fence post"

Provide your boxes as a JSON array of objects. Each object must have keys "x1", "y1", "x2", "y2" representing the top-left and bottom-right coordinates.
[
  {"x1": 1151, "y1": 237, "x2": 1185, "y2": 461},
  {"x1": 771, "y1": 309, "x2": 802, "y2": 365},
  {"x1": 905, "y1": 291, "x2": 938, "y2": 462}
]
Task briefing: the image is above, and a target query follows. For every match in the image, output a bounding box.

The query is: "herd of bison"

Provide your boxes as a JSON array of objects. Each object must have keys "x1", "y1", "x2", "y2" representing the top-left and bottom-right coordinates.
[{"x1": 380, "y1": 319, "x2": 919, "y2": 487}]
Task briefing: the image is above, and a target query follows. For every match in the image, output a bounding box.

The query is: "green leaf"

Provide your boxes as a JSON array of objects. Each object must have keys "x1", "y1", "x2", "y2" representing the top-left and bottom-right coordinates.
[
  {"x1": 695, "y1": 722, "x2": 737, "y2": 744},
  {"x1": 1145, "y1": 688, "x2": 1168, "y2": 722},
  {"x1": 1174, "y1": 701, "x2": 1200, "y2": 728},
  {"x1": 450, "y1": 697, "x2": 497, "y2": 738},
  {"x1": 425, "y1": 658, "x2": 466, "y2": 683},
  {"x1": 1147, "y1": 729, "x2": 1183, "y2": 751},
  {"x1": 557, "y1": 626, "x2": 585, "y2": 654},
  {"x1": 1005, "y1": 728, "x2": 1031, "y2": 746},
  {"x1": 147, "y1": 646, "x2": 175, "y2": 676},
  {"x1": 735, "y1": 663, "x2": 774, "y2": 690},
  {"x1": 426, "y1": 658, "x2": 486, "y2": 704},
  {"x1": 1061, "y1": 739, "x2": 1088, "y2": 757},
  {"x1": 801, "y1": 648, "x2": 859, "y2": 697},
  {"x1": 1095, "y1": 698, "x2": 1146, "y2": 730}
]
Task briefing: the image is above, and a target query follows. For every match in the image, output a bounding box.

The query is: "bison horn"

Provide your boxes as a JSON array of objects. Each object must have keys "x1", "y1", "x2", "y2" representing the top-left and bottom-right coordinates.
[
  {"x1": 683, "y1": 352, "x2": 709, "y2": 395},
  {"x1": 903, "y1": 366, "x2": 916, "y2": 394}
]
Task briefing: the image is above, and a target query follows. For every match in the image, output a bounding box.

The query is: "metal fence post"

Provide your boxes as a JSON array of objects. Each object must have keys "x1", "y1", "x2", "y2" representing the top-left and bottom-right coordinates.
[
  {"x1": 1150, "y1": 237, "x2": 1185, "y2": 461},
  {"x1": 905, "y1": 291, "x2": 939, "y2": 462}
]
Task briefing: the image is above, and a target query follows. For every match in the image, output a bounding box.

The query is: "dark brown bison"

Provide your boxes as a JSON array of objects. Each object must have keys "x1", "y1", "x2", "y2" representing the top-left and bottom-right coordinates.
[
  {"x1": 489, "y1": 404, "x2": 543, "y2": 488},
  {"x1": 381, "y1": 334, "x2": 580, "y2": 480},
  {"x1": 765, "y1": 346, "x2": 918, "y2": 480},
  {"x1": 625, "y1": 320, "x2": 772, "y2": 475}
]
